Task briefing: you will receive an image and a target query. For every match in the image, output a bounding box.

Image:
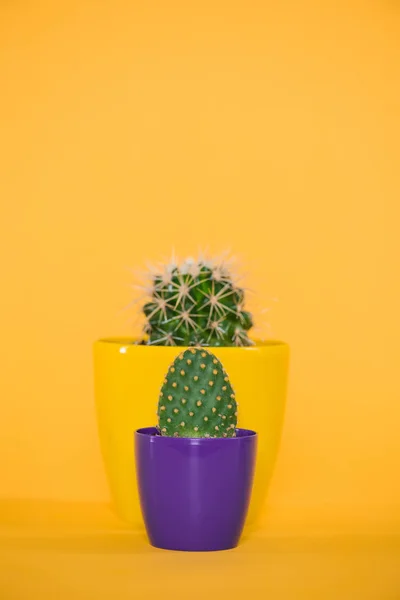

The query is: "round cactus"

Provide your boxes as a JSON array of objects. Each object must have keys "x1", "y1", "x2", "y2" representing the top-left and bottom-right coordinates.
[
  {"x1": 157, "y1": 348, "x2": 237, "y2": 438},
  {"x1": 140, "y1": 256, "x2": 253, "y2": 347}
]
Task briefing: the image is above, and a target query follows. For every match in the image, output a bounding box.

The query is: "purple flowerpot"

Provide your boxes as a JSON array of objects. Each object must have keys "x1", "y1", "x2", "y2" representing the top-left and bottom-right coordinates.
[{"x1": 134, "y1": 427, "x2": 257, "y2": 551}]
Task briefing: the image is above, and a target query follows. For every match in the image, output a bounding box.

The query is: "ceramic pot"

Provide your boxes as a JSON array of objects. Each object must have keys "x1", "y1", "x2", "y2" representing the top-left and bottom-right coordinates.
[
  {"x1": 93, "y1": 339, "x2": 289, "y2": 525},
  {"x1": 135, "y1": 427, "x2": 257, "y2": 551}
]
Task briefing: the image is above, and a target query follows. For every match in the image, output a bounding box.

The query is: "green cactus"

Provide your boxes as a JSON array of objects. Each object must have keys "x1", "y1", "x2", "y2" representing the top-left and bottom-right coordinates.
[
  {"x1": 141, "y1": 257, "x2": 253, "y2": 347},
  {"x1": 157, "y1": 348, "x2": 237, "y2": 438}
]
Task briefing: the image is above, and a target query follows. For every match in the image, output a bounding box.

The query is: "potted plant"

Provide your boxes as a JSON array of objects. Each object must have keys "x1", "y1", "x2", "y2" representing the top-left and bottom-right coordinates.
[
  {"x1": 135, "y1": 347, "x2": 257, "y2": 551},
  {"x1": 94, "y1": 255, "x2": 289, "y2": 526}
]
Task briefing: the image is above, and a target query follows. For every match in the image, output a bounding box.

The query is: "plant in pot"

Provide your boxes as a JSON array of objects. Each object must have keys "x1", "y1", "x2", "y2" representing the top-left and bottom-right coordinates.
[
  {"x1": 135, "y1": 346, "x2": 257, "y2": 551},
  {"x1": 94, "y1": 254, "x2": 289, "y2": 526}
]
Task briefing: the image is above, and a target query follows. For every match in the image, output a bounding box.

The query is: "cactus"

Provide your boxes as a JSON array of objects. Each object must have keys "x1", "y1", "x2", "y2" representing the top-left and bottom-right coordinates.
[
  {"x1": 157, "y1": 348, "x2": 237, "y2": 438},
  {"x1": 141, "y1": 256, "x2": 253, "y2": 347}
]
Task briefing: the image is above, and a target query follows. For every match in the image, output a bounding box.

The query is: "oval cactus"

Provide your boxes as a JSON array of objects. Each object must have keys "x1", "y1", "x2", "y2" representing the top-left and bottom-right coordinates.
[
  {"x1": 140, "y1": 256, "x2": 253, "y2": 347},
  {"x1": 157, "y1": 348, "x2": 237, "y2": 438}
]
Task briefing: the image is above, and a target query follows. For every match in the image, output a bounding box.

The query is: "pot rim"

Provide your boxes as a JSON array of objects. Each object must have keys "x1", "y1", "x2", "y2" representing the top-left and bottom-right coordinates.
[
  {"x1": 95, "y1": 337, "x2": 287, "y2": 349},
  {"x1": 135, "y1": 426, "x2": 257, "y2": 444}
]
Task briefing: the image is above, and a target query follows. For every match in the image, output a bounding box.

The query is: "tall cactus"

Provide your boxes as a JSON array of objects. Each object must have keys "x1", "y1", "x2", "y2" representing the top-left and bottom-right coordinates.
[
  {"x1": 157, "y1": 348, "x2": 237, "y2": 438},
  {"x1": 141, "y1": 256, "x2": 253, "y2": 346}
]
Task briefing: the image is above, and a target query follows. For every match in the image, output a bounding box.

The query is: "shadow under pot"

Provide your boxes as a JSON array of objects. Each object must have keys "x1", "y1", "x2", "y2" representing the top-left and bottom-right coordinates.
[{"x1": 134, "y1": 427, "x2": 257, "y2": 552}]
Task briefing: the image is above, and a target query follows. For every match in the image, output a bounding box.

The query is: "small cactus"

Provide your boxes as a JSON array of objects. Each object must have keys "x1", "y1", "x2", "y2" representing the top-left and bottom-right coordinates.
[
  {"x1": 140, "y1": 256, "x2": 253, "y2": 347},
  {"x1": 157, "y1": 348, "x2": 237, "y2": 438}
]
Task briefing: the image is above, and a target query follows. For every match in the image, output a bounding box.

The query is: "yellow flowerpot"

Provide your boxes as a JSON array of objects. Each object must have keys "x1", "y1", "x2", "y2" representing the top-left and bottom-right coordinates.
[{"x1": 93, "y1": 338, "x2": 289, "y2": 526}]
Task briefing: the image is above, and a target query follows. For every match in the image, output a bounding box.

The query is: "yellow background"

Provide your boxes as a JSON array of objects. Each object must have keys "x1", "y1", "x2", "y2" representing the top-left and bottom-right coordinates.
[{"x1": 1, "y1": 0, "x2": 400, "y2": 597}]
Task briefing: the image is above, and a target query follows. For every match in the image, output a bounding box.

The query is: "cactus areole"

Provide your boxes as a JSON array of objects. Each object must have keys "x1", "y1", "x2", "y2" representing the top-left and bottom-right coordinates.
[
  {"x1": 157, "y1": 348, "x2": 237, "y2": 438},
  {"x1": 140, "y1": 257, "x2": 253, "y2": 347}
]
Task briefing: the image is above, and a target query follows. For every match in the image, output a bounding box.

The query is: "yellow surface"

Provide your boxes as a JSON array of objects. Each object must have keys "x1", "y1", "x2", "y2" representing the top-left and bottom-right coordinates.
[
  {"x1": 1, "y1": 501, "x2": 400, "y2": 599},
  {"x1": 94, "y1": 339, "x2": 289, "y2": 525},
  {"x1": 1, "y1": 0, "x2": 400, "y2": 581}
]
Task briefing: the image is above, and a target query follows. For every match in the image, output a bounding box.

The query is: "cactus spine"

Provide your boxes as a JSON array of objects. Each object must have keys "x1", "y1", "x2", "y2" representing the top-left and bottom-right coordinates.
[
  {"x1": 157, "y1": 348, "x2": 237, "y2": 438},
  {"x1": 141, "y1": 256, "x2": 253, "y2": 347}
]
